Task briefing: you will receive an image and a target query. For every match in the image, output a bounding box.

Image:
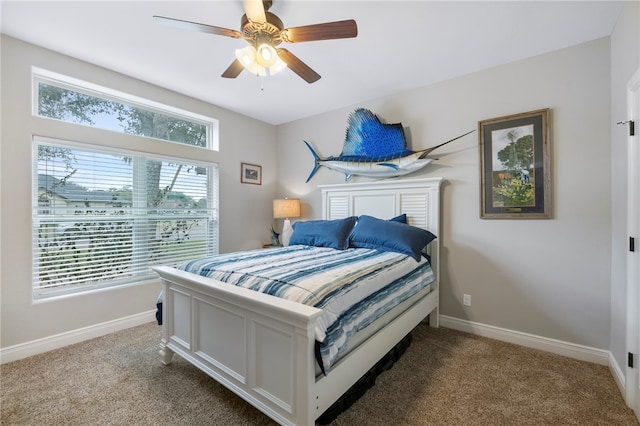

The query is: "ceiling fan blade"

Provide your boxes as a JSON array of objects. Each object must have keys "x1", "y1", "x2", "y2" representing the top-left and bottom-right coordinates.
[
  {"x1": 221, "y1": 59, "x2": 244, "y2": 79},
  {"x1": 282, "y1": 20, "x2": 357, "y2": 43},
  {"x1": 277, "y1": 49, "x2": 320, "y2": 84},
  {"x1": 243, "y1": 0, "x2": 267, "y2": 24},
  {"x1": 153, "y1": 15, "x2": 242, "y2": 39}
]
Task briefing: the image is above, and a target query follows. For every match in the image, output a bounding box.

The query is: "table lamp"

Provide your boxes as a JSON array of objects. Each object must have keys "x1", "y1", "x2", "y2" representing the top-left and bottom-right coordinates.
[{"x1": 273, "y1": 198, "x2": 301, "y2": 246}]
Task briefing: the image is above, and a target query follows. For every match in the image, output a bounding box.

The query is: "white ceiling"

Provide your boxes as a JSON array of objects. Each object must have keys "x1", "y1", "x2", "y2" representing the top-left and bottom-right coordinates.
[{"x1": 1, "y1": 1, "x2": 624, "y2": 125}]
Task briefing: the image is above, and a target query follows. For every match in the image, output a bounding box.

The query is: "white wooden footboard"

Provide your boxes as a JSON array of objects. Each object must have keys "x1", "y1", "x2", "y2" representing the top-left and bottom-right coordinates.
[
  {"x1": 155, "y1": 265, "x2": 438, "y2": 426},
  {"x1": 154, "y1": 265, "x2": 323, "y2": 426}
]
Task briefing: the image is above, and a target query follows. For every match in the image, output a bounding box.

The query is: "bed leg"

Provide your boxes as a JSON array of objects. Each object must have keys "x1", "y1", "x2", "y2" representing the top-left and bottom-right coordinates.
[
  {"x1": 159, "y1": 339, "x2": 174, "y2": 365},
  {"x1": 429, "y1": 307, "x2": 439, "y2": 328}
]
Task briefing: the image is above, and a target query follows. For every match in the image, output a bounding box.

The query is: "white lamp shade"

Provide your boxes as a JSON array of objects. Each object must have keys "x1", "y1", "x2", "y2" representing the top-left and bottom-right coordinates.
[
  {"x1": 273, "y1": 199, "x2": 301, "y2": 219},
  {"x1": 256, "y1": 43, "x2": 278, "y2": 67},
  {"x1": 236, "y1": 45, "x2": 256, "y2": 68}
]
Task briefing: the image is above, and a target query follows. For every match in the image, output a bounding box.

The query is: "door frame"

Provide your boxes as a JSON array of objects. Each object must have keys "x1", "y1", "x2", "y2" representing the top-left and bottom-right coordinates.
[{"x1": 626, "y1": 67, "x2": 640, "y2": 420}]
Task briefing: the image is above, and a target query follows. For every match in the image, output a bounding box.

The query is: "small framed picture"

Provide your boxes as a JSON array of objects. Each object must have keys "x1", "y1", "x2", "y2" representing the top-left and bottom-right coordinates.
[
  {"x1": 479, "y1": 109, "x2": 551, "y2": 219},
  {"x1": 240, "y1": 162, "x2": 262, "y2": 185}
]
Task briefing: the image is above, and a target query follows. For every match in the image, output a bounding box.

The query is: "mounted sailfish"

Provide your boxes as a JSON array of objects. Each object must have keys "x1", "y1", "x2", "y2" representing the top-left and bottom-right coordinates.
[{"x1": 304, "y1": 108, "x2": 474, "y2": 182}]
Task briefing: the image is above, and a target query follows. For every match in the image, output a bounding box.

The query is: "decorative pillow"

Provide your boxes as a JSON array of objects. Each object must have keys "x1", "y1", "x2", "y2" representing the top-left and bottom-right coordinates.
[
  {"x1": 349, "y1": 215, "x2": 436, "y2": 261},
  {"x1": 289, "y1": 216, "x2": 357, "y2": 250},
  {"x1": 389, "y1": 213, "x2": 407, "y2": 223}
]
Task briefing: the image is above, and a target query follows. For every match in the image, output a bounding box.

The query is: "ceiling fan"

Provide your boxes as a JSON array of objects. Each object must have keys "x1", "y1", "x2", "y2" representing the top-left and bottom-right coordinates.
[{"x1": 153, "y1": 0, "x2": 358, "y2": 84}]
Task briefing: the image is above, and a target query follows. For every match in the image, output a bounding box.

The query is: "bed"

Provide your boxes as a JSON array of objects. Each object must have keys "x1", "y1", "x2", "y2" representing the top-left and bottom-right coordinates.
[{"x1": 153, "y1": 177, "x2": 443, "y2": 425}]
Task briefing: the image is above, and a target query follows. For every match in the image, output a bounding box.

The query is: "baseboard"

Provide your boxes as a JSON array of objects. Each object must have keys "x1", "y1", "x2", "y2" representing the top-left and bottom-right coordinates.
[
  {"x1": 439, "y1": 315, "x2": 610, "y2": 365},
  {"x1": 609, "y1": 351, "x2": 627, "y2": 397},
  {"x1": 0, "y1": 310, "x2": 156, "y2": 364}
]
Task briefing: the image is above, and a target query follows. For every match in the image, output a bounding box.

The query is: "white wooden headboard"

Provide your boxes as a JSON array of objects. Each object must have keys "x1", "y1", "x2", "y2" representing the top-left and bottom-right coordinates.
[
  {"x1": 319, "y1": 177, "x2": 443, "y2": 236},
  {"x1": 319, "y1": 177, "x2": 444, "y2": 282}
]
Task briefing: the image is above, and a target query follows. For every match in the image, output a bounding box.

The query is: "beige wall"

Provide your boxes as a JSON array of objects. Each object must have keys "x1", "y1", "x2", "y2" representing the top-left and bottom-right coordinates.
[
  {"x1": 0, "y1": 35, "x2": 278, "y2": 349},
  {"x1": 277, "y1": 37, "x2": 613, "y2": 349}
]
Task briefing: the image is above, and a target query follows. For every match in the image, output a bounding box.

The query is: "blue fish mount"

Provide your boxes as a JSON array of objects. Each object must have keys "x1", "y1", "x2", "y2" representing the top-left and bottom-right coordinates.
[
  {"x1": 341, "y1": 108, "x2": 413, "y2": 159},
  {"x1": 305, "y1": 108, "x2": 474, "y2": 182}
]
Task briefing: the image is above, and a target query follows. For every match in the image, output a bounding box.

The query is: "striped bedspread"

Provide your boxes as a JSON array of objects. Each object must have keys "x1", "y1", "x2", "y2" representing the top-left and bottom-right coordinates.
[{"x1": 177, "y1": 245, "x2": 435, "y2": 372}]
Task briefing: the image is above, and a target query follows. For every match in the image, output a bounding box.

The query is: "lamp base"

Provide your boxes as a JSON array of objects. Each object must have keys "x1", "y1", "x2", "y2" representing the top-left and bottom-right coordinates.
[{"x1": 281, "y1": 219, "x2": 294, "y2": 246}]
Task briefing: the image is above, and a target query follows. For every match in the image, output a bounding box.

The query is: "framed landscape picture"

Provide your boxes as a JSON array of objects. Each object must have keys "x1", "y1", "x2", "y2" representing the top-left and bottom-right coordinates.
[
  {"x1": 241, "y1": 162, "x2": 262, "y2": 185},
  {"x1": 479, "y1": 109, "x2": 551, "y2": 219}
]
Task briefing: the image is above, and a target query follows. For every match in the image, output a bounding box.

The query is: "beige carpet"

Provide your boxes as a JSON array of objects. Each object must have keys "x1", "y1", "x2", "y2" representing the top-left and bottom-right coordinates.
[{"x1": 1, "y1": 322, "x2": 637, "y2": 425}]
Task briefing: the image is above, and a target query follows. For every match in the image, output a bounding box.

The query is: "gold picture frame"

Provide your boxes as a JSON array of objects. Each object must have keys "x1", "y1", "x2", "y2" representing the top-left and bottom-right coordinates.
[{"x1": 479, "y1": 109, "x2": 551, "y2": 219}]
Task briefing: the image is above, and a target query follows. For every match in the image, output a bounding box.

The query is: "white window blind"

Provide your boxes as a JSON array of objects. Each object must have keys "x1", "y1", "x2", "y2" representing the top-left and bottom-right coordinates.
[{"x1": 33, "y1": 139, "x2": 218, "y2": 298}]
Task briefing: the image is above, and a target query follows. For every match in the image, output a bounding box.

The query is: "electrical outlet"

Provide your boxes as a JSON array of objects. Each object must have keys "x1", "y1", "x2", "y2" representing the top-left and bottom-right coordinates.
[{"x1": 463, "y1": 294, "x2": 471, "y2": 306}]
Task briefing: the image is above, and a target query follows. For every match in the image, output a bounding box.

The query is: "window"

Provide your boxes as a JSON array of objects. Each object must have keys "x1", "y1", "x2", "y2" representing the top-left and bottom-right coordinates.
[
  {"x1": 32, "y1": 70, "x2": 219, "y2": 299},
  {"x1": 33, "y1": 67, "x2": 218, "y2": 150}
]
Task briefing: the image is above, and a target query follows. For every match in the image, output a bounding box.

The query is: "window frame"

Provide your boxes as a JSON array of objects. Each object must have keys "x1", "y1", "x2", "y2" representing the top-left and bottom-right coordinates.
[{"x1": 31, "y1": 69, "x2": 220, "y2": 300}]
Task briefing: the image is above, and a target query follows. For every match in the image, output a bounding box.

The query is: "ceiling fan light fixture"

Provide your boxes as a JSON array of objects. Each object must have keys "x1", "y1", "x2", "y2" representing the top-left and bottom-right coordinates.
[
  {"x1": 236, "y1": 45, "x2": 256, "y2": 67},
  {"x1": 155, "y1": 1, "x2": 358, "y2": 84},
  {"x1": 256, "y1": 42, "x2": 277, "y2": 67},
  {"x1": 267, "y1": 57, "x2": 287, "y2": 75},
  {"x1": 235, "y1": 45, "x2": 286, "y2": 77}
]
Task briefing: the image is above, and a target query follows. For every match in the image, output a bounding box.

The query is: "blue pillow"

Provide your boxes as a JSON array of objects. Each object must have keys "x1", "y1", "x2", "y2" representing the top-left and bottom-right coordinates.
[
  {"x1": 389, "y1": 213, "x2": 407, "y2": 223},
  {"x1": 349, "y1": 215, "x2": 436, "y2": 261},
  {"x1": 290, "y1": 216, "x2": 357, "y2": 250}
]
